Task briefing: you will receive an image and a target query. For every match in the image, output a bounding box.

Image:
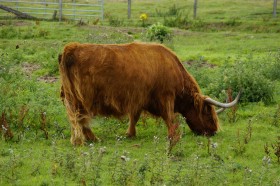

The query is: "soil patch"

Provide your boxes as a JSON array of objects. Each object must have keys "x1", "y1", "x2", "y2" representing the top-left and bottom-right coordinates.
[
  {"x1": 21, "y1": 62, "x2": 58, "y2": 83},
  {"x1": 22, "y1": 62, "x2": 40, "y2": 76},
  {"x1": 14, "y1": 20, "x2": 32, "y2": 26},
  {"x1": 37, "y1": 75, "x2": 58, "y2": 83},
  {"x1": 182, "y1": 60, "x2": 217, "y2": 68},
  {"x1": 0, "y1": 20, "x2": 32, "y2": 27}
]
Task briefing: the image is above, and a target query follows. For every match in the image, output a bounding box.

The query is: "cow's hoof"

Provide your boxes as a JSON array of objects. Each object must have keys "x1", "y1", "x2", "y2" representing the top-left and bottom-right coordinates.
[
  {"x1": 87, "y1": 136, "x2": 100, "y2": 143},
  {"x1": 71, "y1": 138, "x2": 85, "y2": 146},
  {"x1": 126, "y1": 132, "x2": 136, "y2": 138}
]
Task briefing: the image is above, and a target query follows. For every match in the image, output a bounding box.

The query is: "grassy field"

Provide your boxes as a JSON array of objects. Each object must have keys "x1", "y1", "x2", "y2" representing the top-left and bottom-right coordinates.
[{"x1": 0, "y1": 0, "x2": 280, "y2": 185}]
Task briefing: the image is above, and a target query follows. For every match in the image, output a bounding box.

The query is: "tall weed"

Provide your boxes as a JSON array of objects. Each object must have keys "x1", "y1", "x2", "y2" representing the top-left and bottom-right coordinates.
[
  {"x1": 155, "y1": 4, "x2": 183, "y2": 17},
  {"x1": 108, "y1": 15, "x2": 124, "y2": 27},
  {"x1": 163, "y1": 13, "x2": 190, "y2": 29}
]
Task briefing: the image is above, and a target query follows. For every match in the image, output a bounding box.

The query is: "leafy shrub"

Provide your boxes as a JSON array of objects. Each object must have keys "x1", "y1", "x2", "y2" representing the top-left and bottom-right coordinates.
[
  {"x1": 206, "y1": 57, "x2": 275, "y2": 104},
  {"x1": 264, "y1": 51, "x2": 280, "y2": 80},
  {"x1": 146, "y1": 23, "x2": 172, "y2": 43}
]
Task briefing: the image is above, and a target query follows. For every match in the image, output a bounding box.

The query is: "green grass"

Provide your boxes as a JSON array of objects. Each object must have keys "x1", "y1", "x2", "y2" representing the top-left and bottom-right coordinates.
[
  {"x1": 172, "y1": 31, "x2": 280, "y2": 64},
  {"x1": 1, "y1": 0, "x2": 280, "y2": 185}
]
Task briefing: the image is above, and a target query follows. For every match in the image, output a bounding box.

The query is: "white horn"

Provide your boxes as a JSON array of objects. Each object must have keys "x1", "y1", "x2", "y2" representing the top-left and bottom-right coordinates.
[{"x1": 205, "y1": 91, "x2": 241, "y2": 108}]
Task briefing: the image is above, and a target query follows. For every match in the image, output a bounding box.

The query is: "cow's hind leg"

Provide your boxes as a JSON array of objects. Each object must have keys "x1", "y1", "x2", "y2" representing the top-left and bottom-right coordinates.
[
  {"x1": 70, "y1": 116, "x2": 85, "y2": 146},
  {"x1": 126, "y1": 111, "x2": 141, "y2": 138},
  {"x1": 81, "y1": 118, "x2": 99, "y2": 142},
  {"x1": 69, "y1": 112, "x2": 97, "y2": 145}
]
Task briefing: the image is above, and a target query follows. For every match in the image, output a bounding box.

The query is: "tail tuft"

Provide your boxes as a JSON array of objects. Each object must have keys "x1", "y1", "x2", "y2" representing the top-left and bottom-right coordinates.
[
  {"x1": 60, "y1": 42, "x2": 80, "y2": 68},
  {"x1": 58, "y1": 53, "x2": 62, "y2": 64}
]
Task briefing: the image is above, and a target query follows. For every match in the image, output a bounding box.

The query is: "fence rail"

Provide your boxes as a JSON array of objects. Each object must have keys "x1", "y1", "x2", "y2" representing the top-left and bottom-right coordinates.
[{"x1": 0, "y1": 0, "x2": 104, "y2": 21}]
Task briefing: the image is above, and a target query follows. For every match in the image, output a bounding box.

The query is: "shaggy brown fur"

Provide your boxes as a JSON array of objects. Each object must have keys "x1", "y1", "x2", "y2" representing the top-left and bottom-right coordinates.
[{"x1": 59, "y1": 42, "x2": 219, "y2": 145}]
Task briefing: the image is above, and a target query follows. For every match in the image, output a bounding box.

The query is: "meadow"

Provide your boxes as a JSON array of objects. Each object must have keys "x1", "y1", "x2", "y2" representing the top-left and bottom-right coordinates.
[{"x1": 0, "y1": 0, "x2": 280, "y2": 185}]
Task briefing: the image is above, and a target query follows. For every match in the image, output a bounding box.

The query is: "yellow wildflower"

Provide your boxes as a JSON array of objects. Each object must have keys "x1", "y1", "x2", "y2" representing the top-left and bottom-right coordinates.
[{"x1": 140, "y1": 13, "x2": 148, "y2": 21}]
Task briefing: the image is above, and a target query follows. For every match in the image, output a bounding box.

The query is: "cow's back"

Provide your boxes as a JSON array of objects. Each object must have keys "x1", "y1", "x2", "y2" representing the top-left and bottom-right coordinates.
[{"x1": 59, "y1": 42, "x2": 187, "y2": 117}]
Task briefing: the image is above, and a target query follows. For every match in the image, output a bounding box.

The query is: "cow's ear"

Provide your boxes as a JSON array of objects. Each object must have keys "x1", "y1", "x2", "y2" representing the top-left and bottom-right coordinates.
[{"x1": 58, "y1": 54, "x2": 62, "y2": 64}]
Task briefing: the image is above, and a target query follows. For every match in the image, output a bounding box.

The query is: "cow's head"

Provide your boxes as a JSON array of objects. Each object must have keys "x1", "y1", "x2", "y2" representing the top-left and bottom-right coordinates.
[{"x1": 185, "y1": 92, "x2": 241, "y2": 136}]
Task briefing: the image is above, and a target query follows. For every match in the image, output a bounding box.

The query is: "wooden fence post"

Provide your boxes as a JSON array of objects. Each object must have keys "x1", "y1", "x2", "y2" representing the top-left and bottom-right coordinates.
[
  {"x1": 193, "y1": 0, "x2": 197, "y2": 19},
  {"x1": 101, "y1": 0, "x2": 104, "y2": 20},
  {"x1": 273, "y1": 0, "x2": 277, "y2": 17},
  {"x1": 128, "y1": 0, "x2": 131, "y2": 19},
  {"x1": 59, "y1": 0, "x2": 62, "y2": 22}
]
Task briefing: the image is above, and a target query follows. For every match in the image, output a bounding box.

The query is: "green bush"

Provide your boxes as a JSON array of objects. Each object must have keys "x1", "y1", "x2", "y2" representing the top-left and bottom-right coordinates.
[
  {"x1": 146, "y1": 23, "x2": 172, "y2": 43},
  {"x1": 264, "y1": 51, "x2": 280, "y2": 80},
  {"x1": 206, "y1": 57, "x2": 275, "y2": 104}
]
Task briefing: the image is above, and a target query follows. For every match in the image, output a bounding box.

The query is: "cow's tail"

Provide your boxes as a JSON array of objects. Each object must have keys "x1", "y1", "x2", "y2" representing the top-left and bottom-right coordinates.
[{"x1": 58, "y1": 42, "x2": 80, "y2": 102}]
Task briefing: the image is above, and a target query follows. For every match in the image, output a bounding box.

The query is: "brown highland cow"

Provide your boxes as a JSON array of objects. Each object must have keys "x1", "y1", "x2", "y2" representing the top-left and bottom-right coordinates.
[{"x1": 58, "y1": 42, "x2": 240, "y2": 145}]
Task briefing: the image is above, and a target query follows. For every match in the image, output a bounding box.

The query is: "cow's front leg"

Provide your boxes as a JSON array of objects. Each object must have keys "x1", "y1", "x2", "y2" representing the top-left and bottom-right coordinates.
[
  {"x1": 126, "y1": 112, "x2": 141, "y2": 138},
  {"x1": 161, "y1": 96, "x2": 180, "y2": 143}
]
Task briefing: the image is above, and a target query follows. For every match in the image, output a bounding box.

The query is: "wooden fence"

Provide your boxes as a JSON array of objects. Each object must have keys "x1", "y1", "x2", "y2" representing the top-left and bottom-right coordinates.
[{"x1": 0, "y1": 0, "x2": 104, "y2": 21}]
